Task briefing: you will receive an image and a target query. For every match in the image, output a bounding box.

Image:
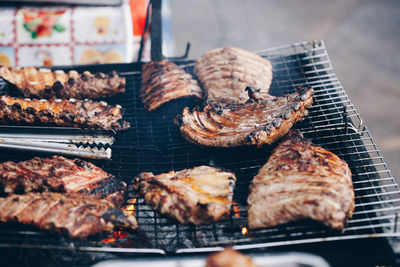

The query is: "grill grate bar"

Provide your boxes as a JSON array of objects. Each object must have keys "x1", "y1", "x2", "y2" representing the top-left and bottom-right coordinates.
[
  {"x1": 353, "y1": 177, "x2": 396, "y2": 185},
  {"x1": 354, "y1": 183, "x2": 397, "y2": 192},
  {"x1": 356, "y1": 198, "x2": 400, "y2": 207},
  {"x1": 355, "y1": 191, "x2": 400, "y2": 199},
  {"x1": 352, "y1": 206, "x2": 400, "y2": 215}
]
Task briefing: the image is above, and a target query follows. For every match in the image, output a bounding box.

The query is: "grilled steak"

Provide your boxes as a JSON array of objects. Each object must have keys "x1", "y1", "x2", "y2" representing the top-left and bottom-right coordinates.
[
  {"x1": 247, "y1": 130, "x2": 355, "y2": 229},
  {"x1": 175, "y1": 86, "x2": 313, "y2": 148},
  {"x1": 0, "y1": 95, "x2": 130, "y2": 131},
  {"x1": 141, "y1": 60, "x2": 202, "y2": 111},
  {"x1": 195, "y1": 46, "x2": 273, "y2": 104},
  {"x1": 136, "y1": 166, "x2": 236, "y2": 225},
  {"x1": 205, "y1": 248, "x2": 259, "y2": 267},
  {"x1": 0, "y1": 66, "x2": 125, "y2": 99},
  {"x1": 0, "y1": 156, "x2": 126, "y2": 205},
  {"x1": 0, "y1": 192, "x2": 138, "y2": 239}
]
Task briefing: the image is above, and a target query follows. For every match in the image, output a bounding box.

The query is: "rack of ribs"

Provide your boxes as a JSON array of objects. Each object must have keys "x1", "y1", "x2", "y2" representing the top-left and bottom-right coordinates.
[
  {"x1": 195, "y1": 46, "x2": 273, "y2": 104},
  {"x1": 175, "y1": 86, "x2": 313, "y2": 147},
  {"x1": 136, "y1": 166, "x2": 236, "y2": 225},
  {"x1": 141, "y1": 60, "x2": 202, "y2": 112},
  {"x1": 0, "y1": 192, "x2": 138, "y2": 239},
  {"x1": 0, "y1": 156, "x2": 126, "y2": 205},
  {"x1": 0, "y1": 66, "x2": 125, "y2": 99},
  {"x1": 0, "y1": 95, "x2": 130, "y2": 131},
  {"x1": 247, "y1": 130, "x2": 355, "y2": 229}
]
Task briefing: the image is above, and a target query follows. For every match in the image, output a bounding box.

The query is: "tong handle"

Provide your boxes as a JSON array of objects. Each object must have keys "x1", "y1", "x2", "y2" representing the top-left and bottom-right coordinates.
[
  {"x1": 0, "y1": 138, "x2": 112, "y2": 159},
  {"x1": 151, "y1": 0, "x2": 163, "y2": 61}
]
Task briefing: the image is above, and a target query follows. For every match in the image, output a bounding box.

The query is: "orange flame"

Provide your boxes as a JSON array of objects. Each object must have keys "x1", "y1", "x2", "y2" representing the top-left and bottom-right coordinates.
[
  {"x1": 241, "y1": 227, "x2": 248, "y2": 235},
  {"x1": 100, "y1": 231, "x2": 129, "y2": 243},
  {"x1": 101, "y1": 237, "x2": 117, "y2": 243},
  {"x1": 232, "y1": 202, "x2": 240, "y2": 218}
]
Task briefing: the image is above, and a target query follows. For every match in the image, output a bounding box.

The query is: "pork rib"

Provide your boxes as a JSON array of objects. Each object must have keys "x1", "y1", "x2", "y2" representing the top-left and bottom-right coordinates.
[
  {"x1": 0, "y1": 95, "x2": 130, "y2": 131},
  {"x1": 247, "y1": 130, "x2": 355, "y2": 229},
  {"x1": 137, "y1": 166, "x2": 236, "y2": 225},
  {"x1": 195, "y1": 46, "x2": 273, "y2": 104},
  {"x1": 0, "y1": 66, "x2": 125, "y2": 99},
  {"x1": 0, "y1": 156, "x2": 126, "y2": 205},
  {"x1": 141, "y1": 60, "x2": 202, "y2": 111},
  {"x1": 175, "y1": 86, "x2": 313, "y2": 148},
  {"x1": 0, "y1": 192, "x2": 137, "y2": 239}
]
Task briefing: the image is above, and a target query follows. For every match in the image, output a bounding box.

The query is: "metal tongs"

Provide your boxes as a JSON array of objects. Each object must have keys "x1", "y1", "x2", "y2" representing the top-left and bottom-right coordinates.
[{"x1": 0, "y1": 126, "x2": 114, "y2": 159}]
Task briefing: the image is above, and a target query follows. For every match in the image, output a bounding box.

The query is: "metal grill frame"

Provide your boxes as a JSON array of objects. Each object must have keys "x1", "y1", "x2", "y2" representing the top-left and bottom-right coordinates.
[{"x1": 0, "y1": 40, "x2": 399, "y2": 256}]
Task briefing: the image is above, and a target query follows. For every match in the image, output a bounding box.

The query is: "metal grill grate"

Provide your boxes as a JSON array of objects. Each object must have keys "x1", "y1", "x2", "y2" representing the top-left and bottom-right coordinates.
[{"x1": 0, "y1": 40, "x2": 399, "y2": 255}]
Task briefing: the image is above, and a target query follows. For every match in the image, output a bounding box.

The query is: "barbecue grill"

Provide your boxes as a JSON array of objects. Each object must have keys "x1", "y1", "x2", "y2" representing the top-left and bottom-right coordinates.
[
  {"x1": 0, "y1": 1, "x2": 400, "y2": 266},
  {"x1": 0, "y1": 40, "x2": 399, "y2": 265}
]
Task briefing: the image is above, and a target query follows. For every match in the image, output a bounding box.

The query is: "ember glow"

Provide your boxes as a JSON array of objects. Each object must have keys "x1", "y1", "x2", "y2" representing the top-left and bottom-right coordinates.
[
  {"x1": 232, "y1": 202, "x2": 240, "y2": 218},
  {"x1": 241, "y1": 227, "x2": 248, "y2": 235},
  {"x1": 100, "y1": 230, "x2": 129, "y2": 243}
]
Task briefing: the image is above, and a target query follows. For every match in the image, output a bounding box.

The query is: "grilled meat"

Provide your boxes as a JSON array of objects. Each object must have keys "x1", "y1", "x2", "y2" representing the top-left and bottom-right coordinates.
[
  {"x1": 175, "y1": 86, "x2": 313, "y2": 148},
  {"x1": 205, "y1": 248, "x2": 259, "y2": 267},
  {"x1": 195, "y1": 46, "x2": 273, "y2": 104},
  {"x1": 0, "y1": 192, "x2": 138, "y2": 239},
  {"x1": 247, "y1": 130, "x2": 354, "y2": 229},
  {"x1": 141, "y1": 60, "x2": 202, "y2": 111},
  {"x1": 0, "y1": 156, "x2": 126, "y2": 205},
  {"x1": 0, "y1": 66, "x2": 125, "y2": 99},
  {"x1": 137, "y1": 166, "x2": 236, "y2": 225},
  {"x1": 0, "y1": 95, "x2": 130, "y2": 131}
]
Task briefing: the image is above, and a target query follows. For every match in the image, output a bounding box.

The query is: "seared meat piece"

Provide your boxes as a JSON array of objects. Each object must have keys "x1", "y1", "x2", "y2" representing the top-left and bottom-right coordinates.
[
  {"x1": 137, "y1": 166, "x2": 236, "y2": 225},
  {"x1": 0, "y1": 192, "x2": 138, "y2": 239},
  {"x1": 0, "y1": 156, "x2": 126, "y2": 205},
  {"x1": 205, "y1": 248, "x2": 259, "y2": 267},
  {"x1": 247, "y1": 130, "x2": 354, "y2": 229},
  {"x1": 195, "y1": 46, "x2": 273, "y2": 104},
  {"x1": 0, "y1": 95, "x2": 130, "y2": 131},
  {"x1": 0, "y1": 66, "x2": 125, "y2": 99},
  {"x1": 141, "y1": 60, "x2": 202, "y2": 111},
  {"x1": 175, "y1": 86, "x2": 313, "y2": 148}
]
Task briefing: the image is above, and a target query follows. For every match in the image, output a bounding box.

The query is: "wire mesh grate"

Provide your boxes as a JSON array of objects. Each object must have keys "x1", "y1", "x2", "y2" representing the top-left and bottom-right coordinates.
[{"x1": 0, "y1": 40, "x2": 398, "y2": 255}]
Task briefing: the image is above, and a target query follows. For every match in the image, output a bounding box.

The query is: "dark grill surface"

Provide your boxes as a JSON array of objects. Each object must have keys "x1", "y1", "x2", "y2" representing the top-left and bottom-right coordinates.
[{"x1": 0, "y1": 40, "x2": 399, "y2": 255}]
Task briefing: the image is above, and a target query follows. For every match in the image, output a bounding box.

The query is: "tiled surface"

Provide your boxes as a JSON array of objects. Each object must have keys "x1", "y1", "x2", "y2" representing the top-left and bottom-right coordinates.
[{"x1": 169, "y1": 0, "x2": 400, "y2": 183}]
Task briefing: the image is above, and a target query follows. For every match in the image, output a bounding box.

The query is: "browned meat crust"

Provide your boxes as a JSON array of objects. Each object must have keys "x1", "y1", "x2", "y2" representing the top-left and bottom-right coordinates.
[
  {"x1": 136, "y1": 166, "x2": 236, "y2": 225},
  {"x1": 0, "y1": 66, "x2": 125, "y2": 99},
  {"x1": 247, "y1": 130, "x2": 355, "y2": 229},
  {"x1": 0, "y1": 156, "x2": 126, "y2": 205},
  {"x1": 0, "y1": 95, "x2": 130, "y2": 131},
  {"x1": 175, "y1": 86, "x2": 313, "y2": 148},
  {"x1": 195, "y1": 46, "x2": 273, "y2": 104},
  {"x1": 141, "y1": 60, "x2": 202, "y2": 111},
  {"x1": 205, "y1": 248, "x2": 259, "y2": 267},
  {"x1": 0, "y1": 192, "x2": 138, "y2": 239}
]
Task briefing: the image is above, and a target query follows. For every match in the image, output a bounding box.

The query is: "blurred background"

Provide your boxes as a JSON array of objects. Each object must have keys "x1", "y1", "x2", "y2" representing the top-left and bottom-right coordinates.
[{"x1": 169, "y1": 0, "x2": 400, "y2": 182}]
